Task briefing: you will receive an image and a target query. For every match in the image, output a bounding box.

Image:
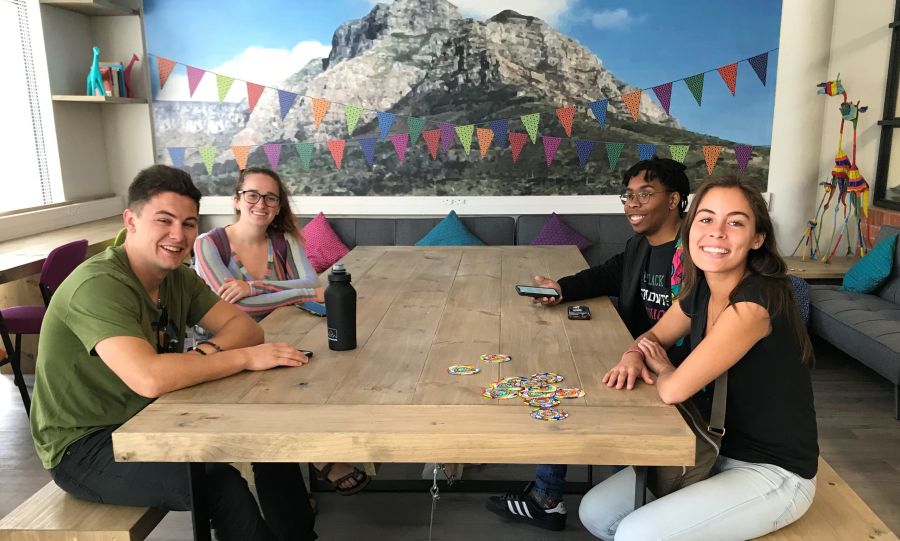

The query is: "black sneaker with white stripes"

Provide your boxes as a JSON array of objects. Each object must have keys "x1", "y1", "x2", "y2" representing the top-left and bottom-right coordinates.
[{"x1": 486, "y1": 483, "x2": 567, "y2": 531}]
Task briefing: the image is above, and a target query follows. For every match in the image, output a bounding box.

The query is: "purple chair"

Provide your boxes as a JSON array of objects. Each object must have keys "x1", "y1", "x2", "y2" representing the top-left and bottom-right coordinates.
[{"x1": 0, "y1": 239, "x2": 88, "y2": 416}]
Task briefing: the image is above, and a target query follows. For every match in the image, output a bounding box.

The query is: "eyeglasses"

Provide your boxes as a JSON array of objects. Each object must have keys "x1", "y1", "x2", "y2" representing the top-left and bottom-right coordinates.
[
  {"x1": 619, "y1": 191, "x2": 668, "y2": 205},
  {"x1": 237, "y1": 190, "x2": 281, "y2": 207},
  {"x1": 154, "y1": 307, "x2": 179, "y2": 354}
]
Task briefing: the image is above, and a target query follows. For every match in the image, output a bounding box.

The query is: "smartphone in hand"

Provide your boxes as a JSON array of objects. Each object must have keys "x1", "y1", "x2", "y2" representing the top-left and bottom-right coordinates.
[{"x1": 515, "y1": 285, "x2": 561, "y2": 298}]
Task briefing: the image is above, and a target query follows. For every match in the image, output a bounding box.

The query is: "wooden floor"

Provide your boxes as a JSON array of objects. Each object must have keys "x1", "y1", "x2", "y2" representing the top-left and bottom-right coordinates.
[{"x1": 1, "y1": 335, "x2": 896, "y2": 540}]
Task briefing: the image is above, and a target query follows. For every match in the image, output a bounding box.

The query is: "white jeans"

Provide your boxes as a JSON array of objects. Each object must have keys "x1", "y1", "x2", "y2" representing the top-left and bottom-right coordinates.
[{"x1": 579, "y1": 455, "x2": 816, "y2": 541}]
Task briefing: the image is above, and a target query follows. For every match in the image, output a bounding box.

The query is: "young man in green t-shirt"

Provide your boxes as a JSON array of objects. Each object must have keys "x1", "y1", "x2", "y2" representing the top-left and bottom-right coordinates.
[{"x1": 30, "y1": 165, "x2": 317, "y2": 541}]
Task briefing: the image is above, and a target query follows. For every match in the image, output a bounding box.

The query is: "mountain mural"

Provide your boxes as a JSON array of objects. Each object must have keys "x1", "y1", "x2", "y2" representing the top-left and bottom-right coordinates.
[{"x1": 152, "y1": 0, "x2": 770, "y2": 196}]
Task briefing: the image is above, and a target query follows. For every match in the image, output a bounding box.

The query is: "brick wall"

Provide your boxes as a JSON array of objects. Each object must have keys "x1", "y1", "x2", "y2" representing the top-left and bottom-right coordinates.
[{"x1": 862, "y1": 206, "x2": 900, "y2": 247}]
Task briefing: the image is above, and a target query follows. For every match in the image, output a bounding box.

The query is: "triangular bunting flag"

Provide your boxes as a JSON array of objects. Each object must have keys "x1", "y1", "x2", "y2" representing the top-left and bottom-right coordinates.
[
  {"x1": 186, "y1": 66, "x2": 205, "y2": 97},
  {"x1": 359, "y1": 138, "x2": 377, "y2": 166},
  {"x1": 520, "y1": 113, "x2": 540, "y2": 144},
  {"x1": 622, "y1": 90, "x2": 642, "y2": 122},
  {"x1": 476, "y1": 127, "x2": 494, "y2": 157},
  {"x1": 684, "y1": 73, "x2": 705, "y2": 106},
  {"x1": 734, "y1": 144, "x2": 753, "y2": 173},
  {"x1": 215, "y1": 74, "x2": 234, "y2": 102},
  {"x1": 326, "y1": 139, "x2": 345, "y2": 169},
  {"x1": 167, "y1": 147, "x2": 185, "y2": 167},
  {"x1": 542, "y1": 136, "x2": 562, "y2": 167},
  {"x1": 439, "y1": 122, "x2": 455, "y2": 152},
  {"x1": 637, "y1": 143, "x2": 656, "y2": 161},
  {"x1": 407, "y1": 117, "x2": 425, "y2": 145},
  {"x1": 555, "y1": 105, "x2": 575, "y2": 137},
  {"x1": 390, "y1": 133, "x2": 409, "y2": 163},
  {"x1": 717, "y1": 63, "x2": 738, "y2": 96},
  {"x1": 702, "y1": 145, "x2": 723, "y2": 175},
  {"x1": 588, "y1": 99, "x2": 608, "y2": 128},
  {"x1": 605, "y1": 142, "x2": 625, "y2": 170},
  {"x1": 295, "y1": 143, "x2": 314, "y2": 170},
  {"x1": 487, "y1": 119, "x2": 508, "y2": 148},
  {"x1": 509, "y1": 132, "x2": 528, "y2": 163},
  {"x1": 377, "y1": 111, "x2": 396, "y2": 140},
  {"x1": 456, "y1": 125, "x2": 474, "y2": 156},
  {"x1": 263, "y1": 143, "x2": 281, "y2": 170},
  {"x1": 345, "y1": 105, "x2": 363, "y2": 136},
  {"x1": 156, "y1": 56, "x2": 176, "y2": 89},
  {"x1": 652, "y1": 82, "x2": 673, "y2": 114},
  {"x1": 422, "y1": 129, "x2": 441, "y2": 160},
  {"x1": 246, "y1": 82, "x2": 265, "y2": 114},
  {"x1": 198, "y1": 146, "x2": 216, "y2": 174},
  {"x1": 575, "y1": 140, "x2": 595, "y2": 168},
  {"x1": 669, "y1": 144, "x2": 689, "y2": 164},
  {"x1": 748, "y1": 53, "x2": 769, "y2": 86},
  {"x1": 231, "y1": 145, "x2": 250, "y2": 170},
  {"x1": 311, "y1": 98, "x2": 331, "y2": 128},
  {"x1": 277, "y1": 90, "x2": 298, "y2": 121}
]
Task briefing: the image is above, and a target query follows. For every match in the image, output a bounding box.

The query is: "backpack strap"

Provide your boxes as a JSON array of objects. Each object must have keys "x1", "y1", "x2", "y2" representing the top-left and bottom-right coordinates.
[{"x1": 208, "y1": 227, "x2": 230, "y2": 264}]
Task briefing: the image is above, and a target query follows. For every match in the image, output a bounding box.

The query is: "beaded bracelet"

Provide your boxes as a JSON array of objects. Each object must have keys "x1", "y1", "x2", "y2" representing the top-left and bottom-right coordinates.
[
  {"x1": 196, "y1": 340, "x2": 223, "y2": 354},
  {"x1": 624, "y1": 346, "x2": 645, "y2": 360}
]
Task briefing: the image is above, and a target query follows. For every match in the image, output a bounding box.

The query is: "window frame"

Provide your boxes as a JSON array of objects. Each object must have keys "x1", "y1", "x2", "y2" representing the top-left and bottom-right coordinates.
[{"x1": 874, "y1": 0, "x2": 900, "y2": 211}]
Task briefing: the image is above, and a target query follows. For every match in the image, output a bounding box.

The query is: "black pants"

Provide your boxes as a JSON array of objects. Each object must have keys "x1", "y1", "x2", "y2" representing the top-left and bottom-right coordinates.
[{"x1": 50, "y1": 426, "x2": 317, "y2": 541}]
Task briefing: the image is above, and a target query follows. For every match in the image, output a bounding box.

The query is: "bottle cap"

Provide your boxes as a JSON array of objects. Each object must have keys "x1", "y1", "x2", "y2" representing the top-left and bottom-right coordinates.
[{"x1": 328, "y1": 263, "x2": 351, "y2": 282}]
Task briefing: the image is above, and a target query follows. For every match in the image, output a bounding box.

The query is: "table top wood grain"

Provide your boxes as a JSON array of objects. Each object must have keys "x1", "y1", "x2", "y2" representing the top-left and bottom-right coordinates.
[
  {"x1": 783, "y1": 256, "x2": 857, "y2": 281},
  {"x1": 114, "y1": 246, "x2": 694, "y2": 467}
]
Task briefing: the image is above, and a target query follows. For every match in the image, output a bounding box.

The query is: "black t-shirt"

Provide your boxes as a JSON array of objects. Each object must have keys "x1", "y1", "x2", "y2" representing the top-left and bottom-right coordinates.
[
  {"x1": 641, "y1": 240, "x2": 676, "y2": 322},
  {"x1": 680, "y1": 274, "x2": 819, "y2": 479}
]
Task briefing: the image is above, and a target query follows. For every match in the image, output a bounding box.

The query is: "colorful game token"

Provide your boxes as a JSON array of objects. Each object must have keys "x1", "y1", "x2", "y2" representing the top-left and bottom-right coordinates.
[
  {"x1": 556, "y1": 387, "x2": 586, "y2": 399},
  {"x1": 480, "y1": 354, "x2": 511, "y2": 363},
  {"x1": 531, "y1": 407, "x2": 569, "y2": 421},
  {"x1": 529, "y1": 372, "x2": 564, "y2": 384},
  {"x1": 447, "y1": 364, "x2": 480, "y2": 375},
  {"x1": 499, "y1": 376, "x2": 529, "y2": 387},
  {"x1": 527, "y1": 396, "x2": 560, "y2": 408},
  {"x1": 521, "y1": 384, "x2": 558, "y2": 398},
  {"x1": 491, "y1": 381, "x2": 522, "y2": 392},
  {"x1": 483, "y1": 387, "x2": 519, "y2": 399}
]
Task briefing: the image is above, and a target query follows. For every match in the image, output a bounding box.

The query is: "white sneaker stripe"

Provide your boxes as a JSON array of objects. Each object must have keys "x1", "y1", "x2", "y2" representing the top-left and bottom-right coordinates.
[
  {"x1": 521, "y1": 501, "x2": 532, "y2": 519},
  {"x1": 507, "y1": 500, "x2": 519, "y2": 516}
]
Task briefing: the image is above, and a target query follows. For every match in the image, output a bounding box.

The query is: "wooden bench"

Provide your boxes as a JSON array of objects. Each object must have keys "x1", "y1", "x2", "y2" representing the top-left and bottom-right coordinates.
[
  {"x1": 756, "y1": 457, "x2": 897, "y2": 540},
  {"x1": 0, "y1": 482, "x2": 166, "y2": 541}
]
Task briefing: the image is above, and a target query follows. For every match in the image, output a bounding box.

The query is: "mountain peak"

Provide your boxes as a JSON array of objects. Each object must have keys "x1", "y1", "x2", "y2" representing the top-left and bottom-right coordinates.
[{"x1": 488, "y1": 9, "x2": 542, "y2": 24}]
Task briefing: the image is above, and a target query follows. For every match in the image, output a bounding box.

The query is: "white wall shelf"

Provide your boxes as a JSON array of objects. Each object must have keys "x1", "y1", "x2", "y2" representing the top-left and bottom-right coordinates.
[
  {"x1": 52, "y1": 95, "x2": 148, "y2": 104},
  {"x1": 39, "y1": 0, "x2": 137, "y2": 17}
]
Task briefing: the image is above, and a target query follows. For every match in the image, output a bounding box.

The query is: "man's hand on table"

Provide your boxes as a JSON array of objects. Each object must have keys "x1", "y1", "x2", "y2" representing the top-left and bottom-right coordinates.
[
  {"x1": 243, "y1": 342, "x2": 310, "y2": 370},
  {"x1": 531, "y1": 275, "x2": 563, "y2": 305}
]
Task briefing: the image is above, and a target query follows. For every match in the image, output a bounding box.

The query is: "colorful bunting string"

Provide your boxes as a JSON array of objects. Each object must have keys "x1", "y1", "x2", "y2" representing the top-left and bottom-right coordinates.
[
  {"x1": 488, "y1": 119, "x2": 509, "y2": 148},
  {"x1": 311, "y1": 98, "x2": 330, "y2": 128},
  {"x1": 378, "y1": 112, "x2": 396, "y2": 141},
  {"x1": 246, "y1": 82, "x2": 265, "y2": 114},
  {"x1": 575, "y1": 140, "x2": 595, "y2": 168},
  {"x1": 198, "y1": 145, "x2": 216, "y2": 174},
  {"x1": 263, "y1": 143, "x2": 281, "y2": 170},
  {"x1": 509, "y1": 132, "x2": 528, "y2": 163},
  {"x1": 476, "y1": 127, "x2": 494, "y2": 157},
  {"x1": 748, "y1": 53, "x2": 769, "y2": 86},
  {"x1": 456, "y1": 124, "x2": 474, "y2": 155},
  {"x1": 345, "y1": 105, "x2": 363, "y2": 136},
  {"x1": 588, "y1": 99, "x2": 608, "y2": 129},
  {"x1": 407, "y1": 117, "x2": 425, "y2": 146},
  {"x1": 717, "y1": 63, "x2": 738, "y2": 96},
  {"x1": 390, "y1": 133, "x2": 409, "y2": 163},
  {"x1": 186, "y1": 66, "x2": 205, "y2": 97},
  {"x1": 521, "y1": 113, "x2": 540, "y2": 144},
  {"x1": 702, "y1": 145, "x2": 723, "y2": 175},
  {"x1": 215, "y1": 74, "x2": 234, "y2": 102},
  {"x1": 439, "y1": 122, "x2": 455, "y2": 152},
  {"x1": 734, "y1": 144, "x2": 753, "y2": 173},
  {"x1": 156, "y1": 56, "x2": 176, "y2": 89},
  {"x1": 637, "y1": 144, "x2": 656, "y2": 161},
  {"x1": 422, "y1": 129, "x2": 440, "y2": 159},
  {"x1": 296, "y1": 142, "x2": 313, "y2": 169},
  {"x1": 652, "y1": 83, "x2": 673, "y2": 114},
  {"x1": 621, "y1": 90, "x2": 642, "y2": 122},
  {"x1": 542, "y1": 136, "x2": 561, "y2": 167},
  {"x1": 555, "y1": 105, "x2": 575, "y2": 137},
  {"x1": 684, "y1": 73, "x2": 705, "y2": 106},
  {"x1": 326, "y1": 139, "x2": 345, "y2": 169},
  {"x1": 231, "y1": 145, "x2": 250, "y2": 170},
  {"x1": 358, "y1": 137, "x2": 376, "y2": 166},
  {"x1": 605, "y1": 142, "x2": 624, "y2": 171},
  {"x1": 669, "y1": 144, "x2": 689, "y2": 163},
  {"x1": 277, "y1": 90, "x2": 298, "y2": 121}
]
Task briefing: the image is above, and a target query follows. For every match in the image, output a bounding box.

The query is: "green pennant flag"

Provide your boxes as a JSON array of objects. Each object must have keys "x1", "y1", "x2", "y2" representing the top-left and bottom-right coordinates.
[
  {"x1": 345, "y1": 105, "x2": 363, "y2": 136},
  {"x1": 407, "y1": 116, "x2": 425, "y2": 145},
  {"x1": 521, "y1": 113, "x2": 540, "y2": 144},
  {"x1": 199, "y1": 146, "x2": 217, "y2": 174},
  {"x1": 669, "y1": 144, "x2": 689, "y2": 163},
  {"x1": 684, "y1": 73, "x2": 705, "y2": 106},
  {"x1": 455, "y1": 124, "x2": 474, "y2": 155},
  {"x1": 605, "y1": 142, "x2": 625, "y2": 171},
  {"x1": 295, "y1": 142, "x2": 314, "y2": 170},
  {"x1": 215, "y1": 74, "x2": 234, "y2": 102}
]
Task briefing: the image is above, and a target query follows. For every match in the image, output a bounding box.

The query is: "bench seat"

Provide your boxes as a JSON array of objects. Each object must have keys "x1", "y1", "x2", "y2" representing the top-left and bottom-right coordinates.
[{"x1": 0, "y1": 482, "x2": 166, "y2": 541}]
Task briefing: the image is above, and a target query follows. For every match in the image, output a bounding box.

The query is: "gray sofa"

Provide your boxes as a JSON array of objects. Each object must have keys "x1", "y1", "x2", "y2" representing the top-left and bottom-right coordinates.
[{"x1": 809, "y1": 225, "x2": 900, "y2": 419}]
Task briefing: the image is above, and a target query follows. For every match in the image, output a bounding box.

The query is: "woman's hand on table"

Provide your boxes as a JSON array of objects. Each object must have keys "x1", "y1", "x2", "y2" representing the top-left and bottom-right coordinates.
[
  {"x1": 636, "y1": 337, "x2": 675, "y2": 377},
  {"x1": 218, "y1": 278, "x2": 251, "y2": 303}
]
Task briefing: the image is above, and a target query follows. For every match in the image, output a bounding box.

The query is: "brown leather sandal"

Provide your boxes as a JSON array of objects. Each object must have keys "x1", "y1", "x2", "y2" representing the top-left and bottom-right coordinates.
[{"x1": 314, "y1": 463, "x2": 370, "y2": 496}]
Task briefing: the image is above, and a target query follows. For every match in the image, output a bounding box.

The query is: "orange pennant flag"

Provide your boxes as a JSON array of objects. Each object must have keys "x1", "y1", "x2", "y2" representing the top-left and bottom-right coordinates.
[
  {"x1": 157, "y1": 56, "x2": 176, "y2": 89},
  {"x1": 717, "y1": 63, "x2": 738, "y2": 95},
  {"x1": 476, "y1": 127, "x2": 494, "y2": 157},
  {"x1": 326, "y1": 139, "x2": 345, "y2": 169},
  {"x1": 622, "y1": 90, "x2": 642, "y2": 122},
  {"x1": 702, "y1": 145, "x2": 723, "y2": 175},
  {"x1": 555, "y1": 105, "x2": 576, "y2": 136},
  {"x1": 311, "y1": 98, "x2": 331, "y2": 128},
  {"x1": 231, "y1": 146, "x2": 250, "y2": 171}
]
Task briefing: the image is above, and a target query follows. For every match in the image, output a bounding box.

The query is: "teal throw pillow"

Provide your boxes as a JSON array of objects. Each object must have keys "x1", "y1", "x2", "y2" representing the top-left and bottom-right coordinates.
[
  {"x1": 841, "y1": 234, "x2": 897, "y2": 293},
  {"x1": 415, "y1": 210, "x2": 484, "y2": 246}
]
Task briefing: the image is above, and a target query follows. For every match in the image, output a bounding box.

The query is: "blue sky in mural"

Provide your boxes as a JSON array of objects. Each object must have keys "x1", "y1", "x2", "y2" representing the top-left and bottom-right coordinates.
[{"x1": 144, "y1": 0, "x2": 781, "y2": 145}]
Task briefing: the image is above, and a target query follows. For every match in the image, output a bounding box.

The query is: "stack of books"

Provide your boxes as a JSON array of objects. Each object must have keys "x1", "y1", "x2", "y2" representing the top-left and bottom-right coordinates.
[{"x1": 99, "y1": 61, "x2": 129, "y2": 98}]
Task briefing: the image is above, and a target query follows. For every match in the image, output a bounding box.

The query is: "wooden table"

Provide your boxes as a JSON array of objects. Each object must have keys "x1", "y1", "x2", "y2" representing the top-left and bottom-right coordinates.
[
  {"x1": 0, "y1": 216, "x2": 122, "y2": 284},
  {"x1": 784, "y1": 256, "x2": 857, "y2": 282},
  {"x1": 113, "y1": 246, "x2": 694, "y2": 539}
]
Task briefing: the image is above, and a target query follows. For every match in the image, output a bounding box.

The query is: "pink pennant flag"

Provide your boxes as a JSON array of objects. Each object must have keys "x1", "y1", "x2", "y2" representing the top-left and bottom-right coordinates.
[
  {"x1": 652, "y1": 82, "x2": 673, "y2": 114},
  {"x1": 326, "y1": 139, "x2": 345, "y2": 169},
  {"x1": 422, "y1": 129, "x2": 440, "y2": 160},
  {"x1": 542, "y1": 136, "x2": 562, "y2": 167},
  {"x1": 156, "y1": 56, "x2": 176, "y2": 89},
  {"x1": 509, "y1": 132, "x2": 528, "y2": 163},
  {"x1": 263, "y1": 143, "x2": 281, "y2": 170},
  {"x1": 246, "y1": 83, "x2": 265, "y2": 114},
  {"x1": 185, "y1": 66, "x2": 205, "y2": 97},
  {"x1": 390, "y1": 133, "x2": 409, "y2": 163},
  {"x1": 555, "y1": 105, "x2": 575, "y2": 137},
  {"x1": 439, "y1": 122, "x2": 455, "y2": 152},
  {"x1": 717, "y1": 63, "x2": 738, "y2": 96}
]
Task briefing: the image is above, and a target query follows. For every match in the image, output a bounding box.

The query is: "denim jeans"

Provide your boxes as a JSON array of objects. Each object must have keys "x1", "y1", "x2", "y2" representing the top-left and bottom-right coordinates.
[
  {"x1": 50, "y1": 425, "x2": 317, "y2": 541},
  {"x1": 578, "y1": 455, "x2": 816, "y2": 541},
  {"x1": 533, "y1": 464, "x2": 568, "y2": 501}
]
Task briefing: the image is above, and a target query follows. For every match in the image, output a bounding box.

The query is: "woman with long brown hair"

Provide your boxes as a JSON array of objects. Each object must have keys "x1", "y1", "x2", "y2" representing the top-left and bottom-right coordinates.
[{"x1": 579, "y1": 176, "x2": 818, "y2": 540}]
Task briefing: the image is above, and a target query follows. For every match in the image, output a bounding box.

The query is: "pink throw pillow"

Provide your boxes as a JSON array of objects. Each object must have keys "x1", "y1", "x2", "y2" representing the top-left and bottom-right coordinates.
[{"x1": 301, "y1": 212, "x2": 350, "y2": 273}]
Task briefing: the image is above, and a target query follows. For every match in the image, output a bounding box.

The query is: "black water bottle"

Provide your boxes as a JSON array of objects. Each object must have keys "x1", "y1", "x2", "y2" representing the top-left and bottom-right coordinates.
[{"x1": 324, "y1": 263, "x2": 357, "y2": 351}]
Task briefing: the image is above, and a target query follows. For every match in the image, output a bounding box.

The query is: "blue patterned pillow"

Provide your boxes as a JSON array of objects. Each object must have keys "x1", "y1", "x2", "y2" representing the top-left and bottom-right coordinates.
[
  {"x1": 841, "y1": 234, "x2": 897, "y2": 293},
  {"x1": 415, "y1": 210, "x2": 484, "y2": 246}
]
